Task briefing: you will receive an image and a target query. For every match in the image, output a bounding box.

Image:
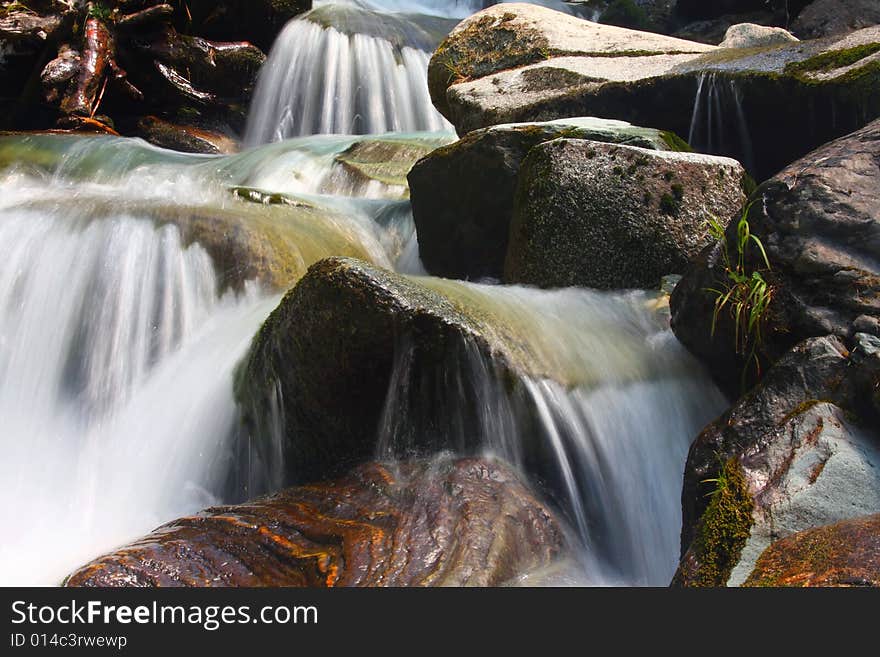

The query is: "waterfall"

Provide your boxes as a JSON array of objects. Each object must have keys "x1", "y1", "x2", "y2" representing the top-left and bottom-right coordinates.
[
  {"x1": 688, "y1": 72, "x2": 756, "y2": 173},
  {"x1": 376, "y1": 281, "x2": 727, "y2": 585},
  {"x1": 0, "y1": 133, "x2": 441, "y2": 584},
  {"x1": 245, "y1": 6, "x2": 454, "y2": 143}
]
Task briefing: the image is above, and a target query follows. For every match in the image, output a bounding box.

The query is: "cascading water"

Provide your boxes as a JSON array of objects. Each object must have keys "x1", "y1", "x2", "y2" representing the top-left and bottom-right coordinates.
[
  {"x1": 375, "y1": 281, "x2": 727, "y2": 585},
  {"x1": 246, "y1": 5, "x2": 454, "y2": 142},
  {"x1": 3, "y1": 0, "x2": 729, "y2": 588},
  {"x1": 245, "y1": 0, "x2": 581, "y2": 143},
  {"x1": 688, "y1": 72, "x2": 756, "y2": 174},
  {"x1": 0, "y1": 132, "x2": 440, "y2": 584}
]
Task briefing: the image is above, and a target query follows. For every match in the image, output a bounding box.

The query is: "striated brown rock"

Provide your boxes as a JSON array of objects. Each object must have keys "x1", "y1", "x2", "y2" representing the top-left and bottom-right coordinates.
[
  {"x1": 744, "y1": 514, "x2": 880, "y2": 587},
  {"x1": 65, "y1": 457, "x2": 567, "y2": 587}
]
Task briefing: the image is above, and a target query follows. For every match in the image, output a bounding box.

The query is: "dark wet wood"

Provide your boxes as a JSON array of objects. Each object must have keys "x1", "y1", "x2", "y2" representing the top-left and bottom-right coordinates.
[
  {"x1": 65, "y1": 458, "x2": 567, "y2": 587},
  {"x1": 59, "y1": 17, "x2": 114, "y2": 117}
]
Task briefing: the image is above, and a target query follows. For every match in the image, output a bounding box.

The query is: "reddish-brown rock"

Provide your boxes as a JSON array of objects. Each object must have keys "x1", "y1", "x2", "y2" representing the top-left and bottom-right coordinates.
[
  {"x1": 65, "y1": 457, "x2": 567, "y2": 587},
  {"x1": 744, "y1": 514, "x2": 880, "y2": 587}
]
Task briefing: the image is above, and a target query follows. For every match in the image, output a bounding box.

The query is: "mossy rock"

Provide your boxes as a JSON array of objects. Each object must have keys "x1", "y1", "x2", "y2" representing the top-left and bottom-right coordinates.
[
  {"x1": 504, "y1": 138, "x2": 747, "y2": 290},
  {"x1": 673, "y1": 336, "x2": 880, "y2": 586},
  {"x1": 408, "y1": 117, "x2": 691, "y2": 281}
]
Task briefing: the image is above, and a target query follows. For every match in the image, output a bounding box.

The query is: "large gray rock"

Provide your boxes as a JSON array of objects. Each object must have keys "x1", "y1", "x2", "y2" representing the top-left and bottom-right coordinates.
[
  {"x1": 66, "y1": 456, "x2": 567, "y2": 587},
  {"x1": 672, "y1": 336, "x2": 880, "y2": 587},
  {"x1": 671, "y1": 119, "x2": 880, "y2": 393},
  {"x1": 504, "y1": 138, "x2": 747, "y2": 290},
  {"x1": 791, "y1": 0, "x2": 880, "y2": 39},
  {"x1": 408, "y1": 117, "x2": 689, "y2": 281},
  {"x1": 430, "y1": 4, "x2": 880, "y2": 179}
]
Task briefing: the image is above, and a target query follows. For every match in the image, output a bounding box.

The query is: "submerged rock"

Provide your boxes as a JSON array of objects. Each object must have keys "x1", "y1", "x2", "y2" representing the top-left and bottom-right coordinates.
[
  {"x1": 672, "y1": 336, "x2": 880, "y2": 587},
  {"x1": 65, "y1": 456, "x2": 567, "y2": 587},
  {"x1": 430, "y1": 4, "x2": 880, "y2": 179},
  {"x1": 408, "y1": 117, "x2": 688, "y2": 281},
  {"x1": 329, "y1": 137, "x2": 449, "y2": 199},
  {"x1": 505, "y1": 138, "x2": 747, "y2": 290},
  {"x1": 671, "y1": 119, "x2": 880, "y2": 392},
  {"x1": 743, "y1": 513, "x2": 880, "y2": 587}
]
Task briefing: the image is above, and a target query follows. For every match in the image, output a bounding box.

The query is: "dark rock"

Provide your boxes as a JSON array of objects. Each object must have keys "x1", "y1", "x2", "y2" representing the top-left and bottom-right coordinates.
[
  {"x1": 504, "y1": 138, "x2": 747, "y2": 290},
  {"x1": 791, "y1": 0, "x2": 880, "y2": 39},
  {"x1": 178, "y1": 0, "x2": 312, "y2": 52},
  {"x1": 408, "y1": 117, "x2": 688, "y2": 281},
  {"x1": 671, "y1": 119, "x2": 880, "y2": 393},
  {"x1": 65, "y1": 456, "x2": 567, "y2": 587},
  {"x1": 743, "y1": 513, "x2": 880, "y2": 587},
  {"x1": 234, "y1": 256, "x2": 555, "y2": 486},
  {"x1": 135, "y1": 115, "x2": 238, "y2": 154},
  {"x1": 431, "y1": 4, "x2": 880, "y2": 180},
  {"x1": 673, "y1": 336, "x2": 880, "y2": 587}
]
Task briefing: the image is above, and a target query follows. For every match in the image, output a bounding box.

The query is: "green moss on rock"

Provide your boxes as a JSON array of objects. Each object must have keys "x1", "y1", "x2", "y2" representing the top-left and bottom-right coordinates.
[{"x1": 675, "y1": 457, "x2": 755, "y2": 587}]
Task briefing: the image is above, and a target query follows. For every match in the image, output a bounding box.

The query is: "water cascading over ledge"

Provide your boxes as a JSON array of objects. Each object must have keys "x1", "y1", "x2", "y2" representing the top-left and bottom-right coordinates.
[
  {"x1": 234, "y1": 257, "x2": 729, "y2": 586},
  {"x1": 0, "y1": 133, "x2": 444, "y2": 585},
  {"x1": 245, "y1": 5, "x2": 455, "y2": 142}
]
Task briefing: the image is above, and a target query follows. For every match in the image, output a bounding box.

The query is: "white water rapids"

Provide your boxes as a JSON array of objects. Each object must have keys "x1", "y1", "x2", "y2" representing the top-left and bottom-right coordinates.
[{"x1": 1, "y1": 0, "x2": 726, "y2": 587}]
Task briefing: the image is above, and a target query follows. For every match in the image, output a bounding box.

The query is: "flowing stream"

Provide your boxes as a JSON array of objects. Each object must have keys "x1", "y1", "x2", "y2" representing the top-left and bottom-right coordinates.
[{"x1": 1, "y1": 0, "x2": 726, "y2": 587}]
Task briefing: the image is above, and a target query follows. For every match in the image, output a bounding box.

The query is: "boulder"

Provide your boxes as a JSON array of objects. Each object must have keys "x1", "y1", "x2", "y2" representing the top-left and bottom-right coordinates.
[
  {"x1": 427, "y1": 3, "x2": 714, "y2": 120},
  {"x1": 672, "y1": 336, "x2": 880, "y2": 587},
  {"x1": 504, "y1": 138, "x2": 747, "y2": 290},
  {"x1": 791, "y1": 0, "x2": 880, "y2": 40},
  {"x1": 430, "y1": 4, "x2": 880, "y2": 179},
  {"x1": 65, "y1": 457, "x2": 567, "y2": 587},
  {"x1": 671, "y1": 119, "x2": 880, "y2": 392},
  {"x1": 234, "y1": 256, "x2": 552, "y2": 485},
  {"x1": 743, "y1": 513, "x2": 880, "y2": 587},
  {"x1": 328, "y1": 136, "x2": 452, "y2": 199},
  {"x1": 408, "y1": 117, "x2": 690, "y2": 281},
  {"x1": 718, "y1": 23, "x2": 798, "y2": 49}
]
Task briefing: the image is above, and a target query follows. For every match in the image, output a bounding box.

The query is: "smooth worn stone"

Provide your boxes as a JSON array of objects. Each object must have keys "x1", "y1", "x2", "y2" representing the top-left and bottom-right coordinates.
[
  {"x1": 672, "y1": 336, "x2": 880, "y2": 587},
  {"x1": 65, "y1": 457, "x2": 567, "y2": 587},
  {"x1": 431, "y1": 4, "x2": 880, "y2": 179}
]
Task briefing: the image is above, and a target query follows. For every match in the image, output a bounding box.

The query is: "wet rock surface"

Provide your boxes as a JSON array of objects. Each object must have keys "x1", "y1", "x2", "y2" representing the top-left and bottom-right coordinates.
[
  {"x1": 743, "y1": 513, "x2": 880, "y2": 587},
  {"x1": 65, "y1": 456, "x2": 567, "y2": 587}
]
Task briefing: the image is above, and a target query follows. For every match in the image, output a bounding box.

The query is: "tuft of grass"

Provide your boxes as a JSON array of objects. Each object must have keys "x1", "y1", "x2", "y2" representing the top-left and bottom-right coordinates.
[{"x1": 705, "y1": 202, "x2": 774, "y2": 384}]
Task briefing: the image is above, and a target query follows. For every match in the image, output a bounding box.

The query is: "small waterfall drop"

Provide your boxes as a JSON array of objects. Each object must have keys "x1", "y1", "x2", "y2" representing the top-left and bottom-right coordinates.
[
  {"x1": 688, "y1": 72, "x2": 756, "y2": 173},
  {"x1": 246, "y1": 6, "x2": 453, "y2": 143},
  {"x1": 376, "y1": 281, "x2": 728, "y2": 585},
  {"x1": 0, "y1": 134, "x2": 437, "y2": 584}
]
